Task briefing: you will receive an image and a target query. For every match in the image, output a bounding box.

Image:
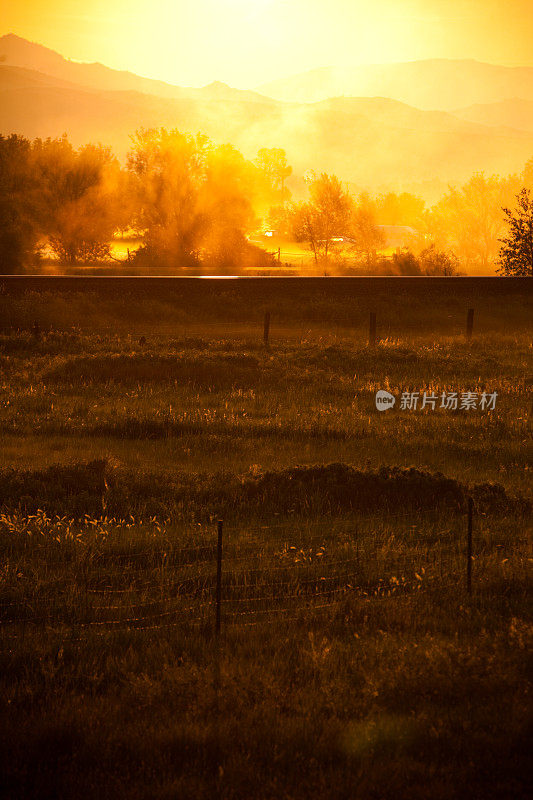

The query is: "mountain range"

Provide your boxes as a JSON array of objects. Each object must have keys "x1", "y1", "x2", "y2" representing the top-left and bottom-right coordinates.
[
  {"x1": 258, "y1": 60, "x2": 533, "y2": 111},
  {"x1": 1, "y1": 34, "x2": 532, "y2": 198}
]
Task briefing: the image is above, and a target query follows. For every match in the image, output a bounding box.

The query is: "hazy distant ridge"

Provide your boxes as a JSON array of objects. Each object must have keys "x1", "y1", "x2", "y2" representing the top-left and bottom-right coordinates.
[
  {"x1": 257, "y1": 60, "x2": 533, "y2": 110},
  {"x1": 453, "y1": 98, "x2": 533, "y2": 132},
  {"x1": 0, "y1": 33, "x2": 272, "y2": 104},
  {"x1": 1, "y1": 35, "x2": 533, "y2": 196}
]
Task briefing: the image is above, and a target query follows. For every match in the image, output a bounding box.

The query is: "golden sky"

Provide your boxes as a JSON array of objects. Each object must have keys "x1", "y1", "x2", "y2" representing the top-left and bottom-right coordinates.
[{"x1": 2, "y1": 0, "x2": 533, "y2": 88}]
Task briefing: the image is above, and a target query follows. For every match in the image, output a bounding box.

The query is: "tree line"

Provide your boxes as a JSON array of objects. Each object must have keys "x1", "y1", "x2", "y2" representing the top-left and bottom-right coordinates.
[
  {"x1": 0, "y1": 130, "x2": 532, "y2": 274},
  {"x1": 0, "y1": 131, "x2": 292, "y2": 273},
  {"x1": 272, "y1": 167, "x2": 533, "y2": 275}
]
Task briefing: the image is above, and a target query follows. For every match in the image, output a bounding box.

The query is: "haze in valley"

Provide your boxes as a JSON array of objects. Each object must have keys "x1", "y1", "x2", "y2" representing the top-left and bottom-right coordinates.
[
  {"x1": 2, "y1": 0, "x2": 533, "y2": 198},
  {"x1": 1, "y1": 1, "x2": 533, "y2": 274}
]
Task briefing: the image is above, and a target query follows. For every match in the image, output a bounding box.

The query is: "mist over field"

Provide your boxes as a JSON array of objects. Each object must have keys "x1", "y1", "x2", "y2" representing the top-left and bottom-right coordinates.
[{"x1": 2, "y1": 35, "x2": 533, "y2": 190}]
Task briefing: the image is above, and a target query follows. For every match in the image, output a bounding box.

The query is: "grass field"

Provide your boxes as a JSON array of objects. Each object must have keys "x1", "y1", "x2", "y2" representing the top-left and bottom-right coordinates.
[{"x1": 0, "y1": 278, "x2": 531, "y2": 799}]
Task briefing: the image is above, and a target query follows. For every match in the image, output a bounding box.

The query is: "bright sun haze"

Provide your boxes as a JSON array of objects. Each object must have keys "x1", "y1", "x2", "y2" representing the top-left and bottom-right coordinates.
[{"x1": 2, "y1": 0, "x2": 533, "y2": 87}]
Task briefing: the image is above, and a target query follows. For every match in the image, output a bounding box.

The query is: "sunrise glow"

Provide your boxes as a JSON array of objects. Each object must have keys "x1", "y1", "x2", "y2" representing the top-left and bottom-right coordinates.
[{"x1": 2, "y1": 0, "x2": 533, "y2": 88}]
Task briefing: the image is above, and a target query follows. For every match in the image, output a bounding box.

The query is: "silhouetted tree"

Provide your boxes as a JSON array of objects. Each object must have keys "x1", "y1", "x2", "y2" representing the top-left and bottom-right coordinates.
[
  {"x1": 0, "y1": 134, "x2": 40, "y2": 272},
  {"x1": 497, "y1": 188, "x2": 533, "y2": 276},
  {"x1": 350, "y1": 203, "x2": 385, "y2": 265},
  {"x1": 428, "y1": 172, "x2": 521, "y2": 270},
  {"x1": 523, "y1": 157, "x2": 533, "y2": 190},
  {"x1": 391, "y1": 248, "x2": 422, "y2": 275},
  {"x1": 418, "y1": 244, "x2": 459, "y2": 276},
  {"x1": 33, "y1": 137, "x2": 126, "y2": 264}
]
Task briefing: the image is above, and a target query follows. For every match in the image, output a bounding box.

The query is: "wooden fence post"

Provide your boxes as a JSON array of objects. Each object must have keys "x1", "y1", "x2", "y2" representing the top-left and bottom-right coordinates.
[
  {"x1": 213, "y1": 519, "x2": 224, "y2": 784},
  {"x1": 368, "y1": 312, "x2": 376, "y2": 347},
  {"x1": 216, "y1": 520, "x2": 223, "y2": 635},
  {"x1": 467, "y1": 497, "x2": 473, "y2": 595},
  {"x1": 264, "y1": 311, "x2": 271, "y2": 347},
  {"x1": 466, "y1": 308, "x2": 474, "y2": 340}
]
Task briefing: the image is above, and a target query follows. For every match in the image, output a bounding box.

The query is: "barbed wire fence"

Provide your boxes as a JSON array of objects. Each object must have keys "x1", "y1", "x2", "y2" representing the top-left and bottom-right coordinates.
[
  {"x1": 3, "y1": 305, "x2": 491, "y2": 347},
  {"x1": 1, "y1": 503, "x2": 530, "y2": 647}
]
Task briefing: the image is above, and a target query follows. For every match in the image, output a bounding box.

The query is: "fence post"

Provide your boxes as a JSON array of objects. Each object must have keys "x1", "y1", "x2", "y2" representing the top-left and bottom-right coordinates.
[
  {"x1": 213, "y1": 519, "x2": 224, "y2": 785},
  {"x1": 467, "y1": 497, "x2": 473, "y2": 595},
  {"x1": 466, "y1": 308, "x2": 474, "y2": 340},
  {"x1": 216, "y1": 520, "x2": 223, "y2": 635},
  {"x1": 263, "y1": 311, "x2": 271, "y2": 347},
  {"x1": 368, "y1": 312, "x2": 376, "y2": 347}
]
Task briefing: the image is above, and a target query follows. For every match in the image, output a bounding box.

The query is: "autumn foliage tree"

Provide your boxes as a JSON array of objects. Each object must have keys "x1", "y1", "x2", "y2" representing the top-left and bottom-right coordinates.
[
  {"x1": 427, "y1": 172, "x2": 521, "y2": 270},
  {"x1": 350, "y1": 196, "x2": 385, "y2": 265},
  {"x1": 292, "y1": 173, "x2": 352, "y2": 263},
  {"x1": 523, "y1": 157, "x2": 533, "y2": 190},
  {"x1": 200, "y1": 143, "x2": 259, "y2": 268},
  {"x1": 128, "y1": 128, "x2": 260, "y2": 271},
  {"x1": 33, "y1": 137, "x2": 127, "y2": 264},
  {"x1": 0, "y1": 134, "x2": 41, "y2": 272},
  {"x1": 128, "y1": 129, "x2": 210, "y2": 266},
  {"x1": 254, "y1": 147, "x2": 292, "y2": 207},
  {"x1": 497, "y1": 188, "x2": 533, "y2": 276}
]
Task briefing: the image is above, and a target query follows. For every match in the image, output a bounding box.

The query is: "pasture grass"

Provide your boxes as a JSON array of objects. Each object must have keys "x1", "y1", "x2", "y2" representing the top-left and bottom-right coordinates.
[
  {"x1": 0, "y1": 508, "x2": 531, "y2": 800},
  {"x1": 0, "y1": 287, "x2": 531, "y2": 799}
]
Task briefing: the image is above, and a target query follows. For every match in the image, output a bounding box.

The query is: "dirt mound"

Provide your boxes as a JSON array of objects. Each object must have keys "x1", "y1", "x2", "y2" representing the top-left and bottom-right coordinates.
[
  {"x1": 0, "y1": 460, "x2": 528, "y2": 521},
  {"x1": 44, "y1": 353, "x2": 262, "y2": 391},
  {"x1": 239, "y1": 464, "x2": 466, "y2": 513},
  {"x1": 0, "y1": 460, "x2": 109, "y2": 518}
]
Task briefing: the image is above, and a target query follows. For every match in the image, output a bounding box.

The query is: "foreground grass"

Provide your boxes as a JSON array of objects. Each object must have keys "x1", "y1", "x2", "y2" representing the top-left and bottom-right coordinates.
[
  {"x1": 0, "y1": 287, "x2": 531, "y2": 798},
  {"x1": 0, "y1": 510, "x2": 531, "y2": 800},
  {"x1": 1, "y1": 606, "x2": 531, "y2": 800}
]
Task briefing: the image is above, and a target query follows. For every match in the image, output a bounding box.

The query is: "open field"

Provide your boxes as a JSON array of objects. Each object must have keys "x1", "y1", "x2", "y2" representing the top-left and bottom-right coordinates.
[{"x1": 0, "y1": 277, "x2": 532, "y2": 799}]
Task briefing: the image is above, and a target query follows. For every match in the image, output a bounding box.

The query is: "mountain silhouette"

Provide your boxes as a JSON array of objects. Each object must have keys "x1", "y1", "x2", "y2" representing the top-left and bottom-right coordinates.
[
  {"x1": 454, "y1": 98, "x2": 533, "y2": 132},
  {"x1": 1, "y1": 35, "x2": 532, "y2": 196},
  {"x1": 257, "y1": 59, "x2": 533, "y2": 110}
]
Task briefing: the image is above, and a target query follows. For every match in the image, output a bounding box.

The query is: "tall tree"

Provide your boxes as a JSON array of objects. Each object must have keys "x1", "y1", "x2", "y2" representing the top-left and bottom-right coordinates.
[
  {"x1": 292, "y1": 173, "x2": 352, "y2": 262},
  {"x1": 33, "y1": 137, "x2": 125, "y2": 264},
  {"x1": 428, "y1": 173, "x2": 521, "y2": 270},
  {"x1": 128, "y1": 128, "x2": 259, "y2": 271},
  {"x1": 497, "y1": 188, "x2": 533, "y2": 276},
  {"x1": 128, "y1": 129, "x2": 211, "y2": 267},
  {"x1": 200, "y1": 143, "x2": 258, "y2": 269},
  {"x1": 524, "y1": 157, "x2": 533, "y2": 190},
  {"x1": 350, "y1": 201, "x2": 385, "y2": 265},
  {"x1": 255, "y1": 148, "x2": 292, "y2": 205},
  {"x1": 0, "y1": 134, "x2": 40, "y2": 272},
  {"x1": 375, "y1": 191, "x2": 425, "y2": 228}
]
